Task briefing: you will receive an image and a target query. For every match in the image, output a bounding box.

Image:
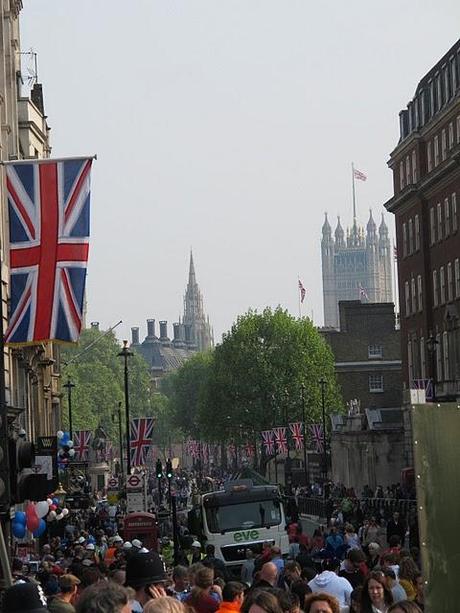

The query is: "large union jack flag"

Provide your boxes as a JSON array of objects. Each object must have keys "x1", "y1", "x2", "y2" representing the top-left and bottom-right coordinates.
[
  {"x1": 261, "y1": 430, "x2": 275, "y2": 455},
  {"x1": 289, "y1": 422, "x2": 304, "y2": 450},
  {"x1": 5, "y1": 157, "x2": 92, "y2": 344},
  {"x1": 129, "y1": 417, "x2": 154, "y2": 466},
  {"x1": 74, "y1": 430, "x2": 92, "y2": 461},
  {"x1": 309, "y1": 423, "x2": 325, "y2": 454},
  {"x1": 273, "y1": 427, "x2": 288, "y2": 454}
]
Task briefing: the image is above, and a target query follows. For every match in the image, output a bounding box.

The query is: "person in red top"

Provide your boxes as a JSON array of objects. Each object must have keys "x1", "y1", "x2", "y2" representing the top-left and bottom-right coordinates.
[
  {"x1": 217, "y1": 582, "x2": 244, "y2": 613},
  {"x1": 185, "y1": 567, "x2": 220, "y2": 613}
]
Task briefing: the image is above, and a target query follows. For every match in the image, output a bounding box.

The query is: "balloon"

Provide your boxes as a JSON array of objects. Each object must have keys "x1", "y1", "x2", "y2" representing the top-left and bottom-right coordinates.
[
  {"x1": 67, "y1": 440, "x2": 74, "y2": 448},
  {"x1": 46, "y1": 498, "x2": 53, "y2": 506},
  {"x1": 56, "y1": 513, "x2": 64, "y2": 521},
  {"x1": 68, "y1": 449, "x2": 75, "y2": 458},
  {"x1": 61, "y1": 508, "x2": 69, "y2": 517},
  {"x1": 12, "y1": 522, "x2": 26, "y2": 539},
  {"x1": 33, "y1": 519, "x2": 46, "y2": 538},
  {"x1": 49, "y1": 504, "x2": 57, "y2": 511},
  {"x1": 57, "y1": 430, "x2": 64, "y2": 439},
  {"x1": 25, "y1": 503, "x2": 40, "y2": 533},
  {"x1": 52, "y1": 498, "x2": 59, "y2": 505},
  {"x1": 47, "y1": 511, "x2": 57, "y2": 521},
  {"x1": 14, "y1": 511, "x2": 26, "y2": 525},
  {"x1": 35, "y1": 501, "x2": 50, "y2": 519}
]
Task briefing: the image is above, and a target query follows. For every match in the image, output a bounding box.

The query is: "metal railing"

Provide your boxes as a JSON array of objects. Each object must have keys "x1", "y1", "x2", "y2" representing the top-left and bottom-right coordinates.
[{"x1": 297, "y1": 496, "x2": 417, "y2": 520}]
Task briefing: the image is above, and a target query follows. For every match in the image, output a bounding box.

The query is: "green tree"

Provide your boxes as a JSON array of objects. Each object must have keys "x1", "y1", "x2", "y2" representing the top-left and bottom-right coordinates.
[{"x1": 60, "y1": 327, "x2": 152, "y2": 442}]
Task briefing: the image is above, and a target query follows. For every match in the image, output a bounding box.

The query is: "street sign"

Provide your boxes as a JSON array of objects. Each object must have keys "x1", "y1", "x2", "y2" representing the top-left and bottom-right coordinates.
[
  {"x1": 127, "y1": 474, "x2": 142, "y2": 490},
  {"x1": 108, "y1": 477, "x2": 118, "y2": 489},
  {"x1": 127, "y1": 492, "x2": 146, "y2": 513}
]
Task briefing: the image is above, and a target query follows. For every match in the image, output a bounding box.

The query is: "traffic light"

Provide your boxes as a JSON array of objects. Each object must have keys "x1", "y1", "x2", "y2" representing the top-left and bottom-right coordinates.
[
  {"x1": 166, "y1": 459, "x2": 173, "y2": 479},
  {"x1": 156, "y1": 459, "x2": 163, "y2": 479}
]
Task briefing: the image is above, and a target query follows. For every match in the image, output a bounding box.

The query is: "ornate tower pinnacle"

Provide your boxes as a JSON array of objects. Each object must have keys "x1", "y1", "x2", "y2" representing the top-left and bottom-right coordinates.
[{"x1": 183, "y1": 251, "x2": 214, "y2": 351}]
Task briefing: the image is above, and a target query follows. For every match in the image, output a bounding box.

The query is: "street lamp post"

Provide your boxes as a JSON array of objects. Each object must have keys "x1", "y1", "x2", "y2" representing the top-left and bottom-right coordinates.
[
  {"x1": 319, "y1": 378, "x2": 328, "y2": 482},
  {"x1": 63, "y1": 379, "x2": 75, "y2": 439},
  {"x1": 300, "y1": 384, "x2": 309, "y2": 486},
  {"x1": 426, "y1": 333, "x2": 439, "y2": 402},
  {"x1": 112, "y1": 402, "x2": 124, "y2": 476},
  {"x1": 118, "y1": 340, "x2": 133, "y2": 474}
]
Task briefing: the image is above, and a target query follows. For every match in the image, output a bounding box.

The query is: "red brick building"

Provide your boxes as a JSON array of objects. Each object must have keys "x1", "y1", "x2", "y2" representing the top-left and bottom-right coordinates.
[{"x1": 385, "y1": 39, "x2": 460, "y2": 400}]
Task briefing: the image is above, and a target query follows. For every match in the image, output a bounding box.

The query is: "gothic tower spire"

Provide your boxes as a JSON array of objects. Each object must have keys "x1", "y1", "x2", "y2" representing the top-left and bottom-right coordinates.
[{"x1": 183, "y1": 251, "x2": 213, "y2": 351}]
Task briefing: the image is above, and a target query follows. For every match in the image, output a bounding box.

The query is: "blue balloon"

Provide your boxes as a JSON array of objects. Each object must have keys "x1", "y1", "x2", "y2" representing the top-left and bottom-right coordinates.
[
  {"x1": 12, "y1": 522, "x2": 26, "y2": 539},
  {"x1": 33, "y1": 519, "x2": 46, "y2": 538},
  {"x1": 14, "y1": 511, "x2": 26, "y2": 525},
  {"x1": 52, "y1": 498, "x2": 59, "y2": 505}
]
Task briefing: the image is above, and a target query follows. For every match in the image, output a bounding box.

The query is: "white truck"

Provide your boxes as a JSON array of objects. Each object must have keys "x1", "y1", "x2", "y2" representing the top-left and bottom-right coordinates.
[{"x1": 188, "y1": 479, "x2": 289, "y2": 570}]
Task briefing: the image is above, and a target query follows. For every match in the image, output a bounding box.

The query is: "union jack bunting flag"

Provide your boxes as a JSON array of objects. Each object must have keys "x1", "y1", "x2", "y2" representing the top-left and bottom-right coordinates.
[
  {"x1": 244, "y1": 443, "x2": 255, "y2": 457},
  {"x1": 129, "y1": 417, "x2": 154, "y2": 466},
  {"x1": 309, "y1": 423, "x2": 325, "y2": 454},
  {"x1": 5, "y1": 158, "x2": 93, "y2": 344},
  {"x1": 289, "y1": 422, "x2": 304, "y2": 450},
  {"x1": 353, "y1": 167, "x2": 367, "y2": 181},
  {"x1": 261, "y1": 430, "x2": 275, "y2": 455},
  {"x1": 74, "y1": 430, "x2": 92, "y2": 461},
  {"x1": 273, "y1": 427, "x2": 288, "y2": 454}
]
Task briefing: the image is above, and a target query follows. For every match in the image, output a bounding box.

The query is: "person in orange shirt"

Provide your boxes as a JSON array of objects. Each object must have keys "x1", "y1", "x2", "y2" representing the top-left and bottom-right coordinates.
[{"x1": 217, "y1": 582, "x2": 244, "y2": 613}]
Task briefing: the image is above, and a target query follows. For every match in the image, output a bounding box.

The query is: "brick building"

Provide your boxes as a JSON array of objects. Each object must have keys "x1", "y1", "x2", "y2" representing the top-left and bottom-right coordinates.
[
  {"x1": 384, "y1": 38, "x2": 460, "y2": 400},
  {"x1": 322, "y1": 301, "x2": 402, "y2": 410}
]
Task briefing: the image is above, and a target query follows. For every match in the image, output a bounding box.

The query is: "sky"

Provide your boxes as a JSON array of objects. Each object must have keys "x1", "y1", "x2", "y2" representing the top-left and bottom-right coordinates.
[{"x1": 21, "y1": 1, "x2": 460, "y2": 343}]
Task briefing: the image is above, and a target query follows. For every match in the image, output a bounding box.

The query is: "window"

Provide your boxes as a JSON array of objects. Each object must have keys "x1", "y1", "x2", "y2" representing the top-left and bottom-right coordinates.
[
  {"x1": 436, "y1": 333, "x2": 442, "y2": 381},
  {"x1": 437, "y1": 202, "x2": 443, "y2": 240},
  {"x1": 449, "y1": 122, "x2": 455, "y2": 148},
  {"x1": 415, "y1": 214, "x2": 420, "y2": 251},
  {"x1": 455, "y1": 258, "x2": 460, "y2": 298},
  {"x1": 408, "y1": 218, "x2": 414, "y2": 254},
  {"x1": 436, "y1": 75, "x2": 442, "y2": 109},
  {"x1": 369, "y1": 374, "x2": 384, "y2": 393},
  {"x1": 440, "y1": 266, "x2": 446, "y2": 304},
  {"x1": 368, "y1": 345, "x2": 383, "y2": 359},
  {"x1": 411, "y1": 277, "x2": 417, "y2": 313},
  {"x1": 407, "y1": 340, "x2": 414, "y2": 382},
  {"x1": 443, "y1": 331, "x2": 449, "y2": 381},
  {"x1": 405, "y1": 281, "x2": 410, "y2": 316},
  {"x1": 402, "y1": 223, "x2": 408, "y2": 257},
  {"x1": 411, "y1": 150, "x2": 417, "y2": 183},
  {"x1": 441, "y1": 128, "x2": 447, "y2": 160},
  {"x1": 433, "y1": 270, "x2": 438, "y2": 307},
  {"x1": 430, "y1": 207, "x2": 436, "y2": 244},
  {"x1": 445, "y1": 198, "x2": 450, "y2": 236},
  {"x1": 405, "y1": 156, "x2": 411, "y2": 185},
  {"x1": 447, "y1": 262, "x2": 453, "y2": 302},
  {"x1": 434, "y1": 135, "x2": 440, "y2": 166},
  {"x1": 427, "y1": 141, "x2": 433, "y2": 171},
  {"x1": 417, "y1": 275, "x2": 423, "y2": 311},
  {"x1": 399, "y1": 160, "x2": 405, "y2": 190},
  {"x1": 453, "y1": 193, "x2": 458, "y2": 232},
  {"x1": 420, "y1": 337, "x2": 426, "y2": 379}
]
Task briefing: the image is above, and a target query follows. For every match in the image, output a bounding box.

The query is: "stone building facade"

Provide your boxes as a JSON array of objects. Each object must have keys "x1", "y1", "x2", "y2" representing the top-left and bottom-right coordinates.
[
  {"x1": 321, "y1": 212, "x2": 393, "y2": 328},
  {"x1": 0, "y1": 3, "x2": 61, "y2": 440},
  {"x1": 384, "y1": 38, "x2": 460, "y2": 401},
  {"x1": 321, "y1": 301, "x2": 402, "y2": 410}
]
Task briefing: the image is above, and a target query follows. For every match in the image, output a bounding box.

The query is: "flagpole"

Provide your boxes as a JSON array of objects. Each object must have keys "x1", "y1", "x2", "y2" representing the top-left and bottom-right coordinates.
[{"x1": 351, "y1": 162, "x2": 357, "y2": 223}]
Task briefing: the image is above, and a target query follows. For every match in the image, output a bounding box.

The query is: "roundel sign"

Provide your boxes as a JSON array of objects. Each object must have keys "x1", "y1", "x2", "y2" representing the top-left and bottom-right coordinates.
[
  {"x1": 108, "y1": 477, "x2": 118, "y2": 489},
  {"x1": 127, "y1": 474, "x2": 141, "y2": 489}
]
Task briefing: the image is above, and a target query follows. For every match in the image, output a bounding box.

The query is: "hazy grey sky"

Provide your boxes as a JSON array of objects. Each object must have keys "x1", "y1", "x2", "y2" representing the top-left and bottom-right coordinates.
[{"x1": 21, "y1": 1, "x2": 460, "y2": 342}]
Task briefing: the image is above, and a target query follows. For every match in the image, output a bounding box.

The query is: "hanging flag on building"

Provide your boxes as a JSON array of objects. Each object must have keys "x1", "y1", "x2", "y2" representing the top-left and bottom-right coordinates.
[
  {"x1": 309, "y1": 424, "x2": 324, "y2": 454},
  {"x1": 298, "y1": 279, "x2": 306, "y2": 304},
  {"x1": 129, "y1": 417, "x2": 154, "y2": 466},
  {"x1": 261, "y1": 430, "x2": 275, "y2": 455},
  {"x1": 74, "y1": 431, "x2": 92, "y2": 461},
  {"x1": 358, "y1": 283, "x2": 369, "y2": 301},
  {"x1": 289, "y1": 422, "x2": 304, "y2": 450},
  {"x1": 353, "y1": 168, "x2": 367, "y2": 181},
  {"x1": 4, "y1": 157, "x2": 94, "y2": 344},
  {"x1": 273, "y1": 427, "x2": 288, "y2": 454}
]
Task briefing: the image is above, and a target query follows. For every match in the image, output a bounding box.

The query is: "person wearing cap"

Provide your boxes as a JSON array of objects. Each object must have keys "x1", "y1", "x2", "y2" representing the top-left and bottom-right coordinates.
[
  {"x1": 132, "y1": 539, "x2": 143, "y2": 550},
  {"x1": 48, "y1": 574, "x2": 80, "y2": 613},
  {"x1": 125, "y1": 550, "x2": 168, "y2": 612},
  {"x1": 105, "y1": 534, "x2": 123, "y2": 565},
  {"x1": 187, "y1": 540, "x2": 204, "y2": 565},
  {"x1": 2, "y1": 582, "x2": 50, "y2": 613}
]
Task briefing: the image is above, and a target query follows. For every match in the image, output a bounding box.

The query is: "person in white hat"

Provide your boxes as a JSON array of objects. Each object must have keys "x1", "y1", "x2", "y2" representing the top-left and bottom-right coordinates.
[
  {"x1": 123, "y1": 541, "x2": 133, "y2": 551},
  {"x1": 132, "y1": 539, "x2": 142, "y2": 550},
  {"x1": 187, "y1": 541, "x2": 204, "y2": 565}
]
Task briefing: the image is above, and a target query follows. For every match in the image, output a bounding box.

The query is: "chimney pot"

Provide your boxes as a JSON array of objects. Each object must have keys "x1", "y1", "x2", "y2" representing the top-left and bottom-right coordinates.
[
  {"x1": 147, "y1": 319, "x2": 156, "y2": 338},
  {"x1": 90, "y1": 321, "x2": 99, "y2": 330},
  {"x1": 131, "y1": 327, "x2": 140, "y2": 345},
  {"x1": 159, "y1": 320, "x2": 169, "y2": 341}
]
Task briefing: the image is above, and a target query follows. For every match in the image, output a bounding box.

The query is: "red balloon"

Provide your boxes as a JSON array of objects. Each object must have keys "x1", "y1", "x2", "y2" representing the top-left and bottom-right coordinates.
[
  {"x1": 25, "y1": 502, "x2": 40, "y2": 533},
  {"x1": 49, "y1": 504, "x2": 57, "y2": 511}
]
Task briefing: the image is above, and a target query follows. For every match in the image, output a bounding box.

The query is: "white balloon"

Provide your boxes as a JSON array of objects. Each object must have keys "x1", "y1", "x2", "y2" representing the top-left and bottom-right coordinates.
[
  {"x1": 57, "y1": 430, "x2": 64, "y2": 439},
  {"x1": 46, "y1": 498, "x2": 53, "y2": 506},
  {"x1": 68, "y1": 449, "x2": 75, "y2": 458},
  {"x1": 56, "y1": 513, "x2": 64, "y2": 521},
  {"x1": 62, "y1": 508, "x2": 69, "y2": 516},
  {"x1": 35, "y1": 501, "x2": 50, "y2": 519},
  {"x1": 67, "y1": 440, "x2": 74, "y2": 448},
  {"x1": 48, "y1": 510, "x2": 57, "y2": 521}
]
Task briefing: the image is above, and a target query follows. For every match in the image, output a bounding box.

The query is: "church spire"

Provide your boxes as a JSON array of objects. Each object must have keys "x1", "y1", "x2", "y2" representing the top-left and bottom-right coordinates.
[
  {"x1": 188, "y1": 249, "x2": 196, "y2": 283},
  {"x1": 183, "y1": 251, "x2": 213, "y2": 352}
]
